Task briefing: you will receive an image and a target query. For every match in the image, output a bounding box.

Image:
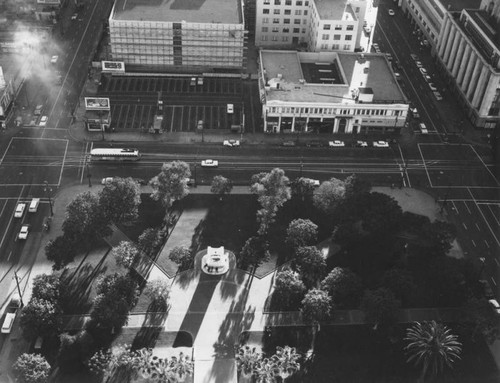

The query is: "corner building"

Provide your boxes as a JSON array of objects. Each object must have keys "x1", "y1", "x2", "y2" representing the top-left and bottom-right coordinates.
[{"x1": 108, "y1": 0, "x2": 247, "y2": 72}]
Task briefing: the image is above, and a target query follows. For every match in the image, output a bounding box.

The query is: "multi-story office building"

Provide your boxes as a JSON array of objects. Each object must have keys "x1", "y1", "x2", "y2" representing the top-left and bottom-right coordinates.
[
  {"x1": 108, "y1": 0, "x2": 247, "y2": 72},
  {"x1": 258, "y1": 50, "x2": 408, "y2": 133},
  {"x1": 255, "y1": 0, "x2": 368, "y2": 52},
  {"x1": 480, "y1": 0, "x2": 500, "y2": 23},
  {"x1": 436, "y1": 8, "x2": 500, "y2": 129}
]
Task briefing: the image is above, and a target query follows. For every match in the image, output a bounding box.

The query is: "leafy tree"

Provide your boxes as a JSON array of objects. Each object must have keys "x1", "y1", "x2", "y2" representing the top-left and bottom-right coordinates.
[
  {"x1": 236, "y1": 346, "x2": 262, "y2": 379},
  {"x1": 320, "y1": 267, "x2": 363, "y2": 309},
  {"x1": 360, "y1": 288, "x2": 401, "y2": 325},
  {"x1": 13, "y1": 353, "x2": 50, "y2": 383},
  {"x1": 149, "y1": 161, "x2": 191, "y2": 209},
  {"x1": 290, "y1": 177, "x2": 316, "y2": 201},
  {"x1": 99, "y1": 177, "x2": 141, "y2": 222},
  {"x1": 273, "y1": 269, "x2": 306, "y2": 311},
  {"x1": 461, "y1": 297, "x2": 500, "y2": 344},
  {"x1": 422, "y1": 220, "x2": 457, "y2": 256},
  {"x1": 250, "y1": 168, "x2": 291, "y2": 235},
  {"x1": 19, "y1": 298, "x2": 61, "y2": 341},
  {"x1": 239, "y1": 236, "x2": 271, "y2": 270},
  {"x1": 169, "y1": 246, "x2": 194, "y2": 271},
  {"x1": 285, "y1": 218, "x2": 318, "y2": 250},
  {"x1": 138, "y1": 227, "x2": 163, "y2": 257},
  {"x1": 350, "y1": 192, "x2": 403, "y2": 235},
  {"x1": 31, "y1": 274, "x2": 61, "y2": 304},
  {"x1": 301, "y1": 289, "x2": 331, "y2": 324},
  {"x1": 404, "y1": 321, "x2": 462, "y2": 380},
  {"x1": 135, "y1": 349, "x2": 194, "y2": 382},
  {"x1": 380, "y1": 268, "x2": 416, "y2": 307},
  {"x1": 295, "y1": 246, "x2": 326, "y2": 288},
  {"x1": 210, "y1": 175, "x2": 233, "y2": 199},
  {"x1": 62, "y1": 191, "x2": 112, "y2": 250},
  {"x1": 45, "y1": 235, "x2": 76, "y2": 270},
  {"x1": 270, "y1": 346, "x2": 301, "y2": 381},
  {"x1": 312, "y1": 177, "x2": 346, "y2": 215},
  {"x1": 144, "y1": 279, "x2": 171, "y2": 307},
  {"x1": 57, "y1": 331, "x2": 97, "y2": 373},
  {"x1": 424, "y1": 257, "x2": 470, "y2": 307},
  {"x1": 332, "y1": 222, "x2": 363, "y2": 246},
  {"x1": 344, "y1": 173, "x2": 371, "y2": 199},
  {"x1": 95, "y1": 273, "x2": 139, "y2": 307},
  {"x1": 111, "y1": 241, "x2": 140, "y2": 269}
]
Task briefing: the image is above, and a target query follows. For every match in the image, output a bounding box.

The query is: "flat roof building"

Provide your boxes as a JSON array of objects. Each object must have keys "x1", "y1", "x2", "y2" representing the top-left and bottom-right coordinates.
[
  {"x1": 109, "y1": 0, "x2": 247, "y2": 72},
  {"x1": 259, "y1": 50, "x2": 408, "y2": 134}
]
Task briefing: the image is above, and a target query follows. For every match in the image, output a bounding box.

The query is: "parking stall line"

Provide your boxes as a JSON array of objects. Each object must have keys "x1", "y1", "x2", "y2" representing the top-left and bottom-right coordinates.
[
  {"x1": 169, "y1": 107, "x2": 176, "y2": 132},
  {"x1": 141, "y1": 78, "x2": 149, "y2": 92},
  {"x1": 484, "y1": 239, "x2": 490, "y2": 248},
  {"x1": 464, "y1": 201, "x2": 472, "y2": 214},
  {"x1": 468, "y1": 188, "x2": 500, "y2": 247},
  {"x1": 487, "y1": 204, "x2": 500, "y2": 226},
  {"x1": 462, "y1": 222, "x2": 468, "y2": 230},
  {"x1": 180, "y1": 106, "x2": 186, "y2": 131},
  {"x1": 121, "y1": 78, "x2": 128, "y2": 92},
  {"x1": 130, "y1": 105, "x2": 138, "y2": 130},
  {"x1": 471, "y1": 239, "x2": 476, "y2": 247},
  {"x1": 475, "y1": 222, "x2": 481, "y2": 231}
]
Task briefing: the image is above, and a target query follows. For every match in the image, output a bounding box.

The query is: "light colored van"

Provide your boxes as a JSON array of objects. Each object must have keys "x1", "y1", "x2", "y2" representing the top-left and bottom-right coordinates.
[
  {"x1": 1, "y1": 313, "x2": 16, "y2": 333},
  {"x1": 419, "y1": 123, "x2": 428, "y2": 134},
  {"x1": 29, "y1": 198, "x2": 40, "y2": 213},
  {"x1": 34, "y1": 336, "x2": 43, "y2": 351}
]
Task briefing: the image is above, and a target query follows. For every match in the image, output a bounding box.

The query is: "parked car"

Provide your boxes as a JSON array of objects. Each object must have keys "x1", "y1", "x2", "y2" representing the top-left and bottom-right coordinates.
[
  {"x1": 394, "y1": 72, "x2": 401, "y2": 80},
  {"x1": 363, "y1": 25, "x2": 371, "y2": 34},
  {"x1": 223, "y1": 139, "x2": 240, "y2": 147},
  {"x1": 282, "y1": 140, "x2": 296, "y2": 147},
  {"x1": 201, "y1": 159, "x2": 218, "y2": 167},
  {"x1": 410, "y1": 54, "x2": 420, "y2": 61},
  {"x1": 307, "y1": 140, "x2": 324, "y2": 147},
  {"x1": 355, "y1": 140, "x2": 368, "y2": 147},
  {"x1": 227, "y1": 104, "x2": 234, "y2": 114},
  {"x1": 101, "y1": 177, "x2": 114, "y2": 185},
  {"x1": 433, "y1": 91, "x2": 443, "y2": 101},
  {"x1": 34, "y1": 104, "x2": 43, "y2": 116},
  {"x1": 18, "y1": 225, "x2": 30, "y2": 240},
  {"x1": 419, "y1": 123, "x2": 429, "y2": 134},
  {"x1": 14, "y1": 203, "x2": 26, "y2": 218},
  {"x1": 197, "y1": 77, "x2": 204, "y2": 86},
  {"x1": 372, "y1": 43, "x2": 381, "y2": 53},
  {"x1": 388, "y1": 9, "x2": 395, "y2": 16},
  {"x1": 190, "y1": 77, "x2": 196, "y2": 86},
  {"x1": 479, "y1": 280, "x2": 494, "y2": 299},
  {"x1": 71, "y1": 13, "x2": 78, "y2": 20},
  {"x1": 328, "y1": 140, "x2": 345, "y2": 147},
  {"x1": 1, "y1": 295, "x2": 21, "y2": 334},
  {"x1": 415, "y1": 61, "x2": 423, "y2": 68},
  {"x1": 50, "y1": 55, "x2": 59, "y2": 64},
  {"x1": 39, "y1": 116, "x2": 48, "y2": 126},
  {"x1": 410, "y1": 107, "x2": 420, "y2": 119},
  {"x1": 385, "y1": 53, "x2": 393, "y2": 62},
  {"x1": 423, "y1": 74, "x2": 432, "y2": 83},
  {"x1": 489, "y1": 299, "x2": 500, "y2": 316},
  {"x1": 303, "y1": 178, "x2": 320, "y2": 187},
  {"x1": 428, "y1": 83, "x2": 438, "y2": 92},
  {"x1": 419, "y1": 68, "x2": 428, "y2": 76},
  {"x1": 373, "y1": 140, "x2": 389, "y2": 148}
]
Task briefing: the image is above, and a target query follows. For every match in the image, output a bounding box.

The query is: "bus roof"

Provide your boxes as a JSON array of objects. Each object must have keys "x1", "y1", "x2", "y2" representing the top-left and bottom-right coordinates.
[{"x1": 90, "y1": 148, "x2": 139, "y2": 155}]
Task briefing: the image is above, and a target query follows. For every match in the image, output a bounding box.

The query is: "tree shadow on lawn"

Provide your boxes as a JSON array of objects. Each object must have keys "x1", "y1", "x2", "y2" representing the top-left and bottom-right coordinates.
[{"x1": 131, "y1": 300, "x2": 169, "y2": 350}]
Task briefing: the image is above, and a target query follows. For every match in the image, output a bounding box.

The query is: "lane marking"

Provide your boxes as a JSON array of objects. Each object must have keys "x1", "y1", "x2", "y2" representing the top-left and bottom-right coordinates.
[
  {"x1": 462, "y1": 222, "x2": 468, "y2": 230},
  {"x1": 464, "y1": 202, "x2": 471, "y2": 214},
  {"x1": 471, "y1": 239, "x2": 476, "y2": 247},
  {"x1": 484, "y1": 239, "x2": 490, "y2": 248},
  {"x1": 7, "y1": 251, "x2": 12, "y2": 261},
  {"x1": 0, "y1": 186, "x2": 24, "y2": 250},
  {"x1": 494, "y1": 258, "x2": 500, "y2": 268},
  {"x1": 468, "y1": 188, "x2": 500, "y2": 247},
  {"x1": 491, "y1": 277, "x2": 497, "y2": 286}
]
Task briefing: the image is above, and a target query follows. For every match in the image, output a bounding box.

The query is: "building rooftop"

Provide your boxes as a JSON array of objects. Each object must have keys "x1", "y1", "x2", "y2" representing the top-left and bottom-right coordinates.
[
  {"x1": 315, "y1": 0, "x2": 351, "y2": 21},
  {"x1": 260, "y1": 50, "x2": 406, "y2": 104},
  {"x1": 111, "y1": 0, "x2": 242, "y2": 24},
  {"x1": 438, "y1": 0, "x2": 482, "y2": 12}
]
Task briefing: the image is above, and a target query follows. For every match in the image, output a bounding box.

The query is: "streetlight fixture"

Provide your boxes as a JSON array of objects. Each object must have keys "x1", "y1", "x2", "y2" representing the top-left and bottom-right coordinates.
[
  {"x1": 14, "y1": 271, "x2": 24, "y2": 308},
  {"x1": 43, "y1": 180, "x2": 53, "y2": 216}
]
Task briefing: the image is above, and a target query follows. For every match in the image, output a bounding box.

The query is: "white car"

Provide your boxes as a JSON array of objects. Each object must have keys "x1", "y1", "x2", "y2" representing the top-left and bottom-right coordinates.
[
  {"x1": 415, "y1": 61, "x2": 423, "y2": 68},
  {"x1": 373, "y1": 140, "x2": 389, "y2": 148},
  {"x1": 355, "y1": 140, "x2": 368, "y2": 147},
  {"x1": 50, "y1": 55, "x2": 58, "y2": 64},
  {"x1": 410, "y1": 107, "x2": 420, "y2": 118},
  {"x1": 363, "y1": 25, "x2": 371, "y2": 34},
  {"x1": 39, "y1": 116, "x2": 48, "y2": 126},
  {"x1": 428, "y1": 83, "x2": 438, "y2": 92},
  {"x1": 388, "y1": 9, "x2": 395, "y2": 16},
  {"x1": 201, "y1": 159, "x2": 218, "y2": 167},
  {"x1": 419, "y1": 68, "x2": 428, "y2": 76},
  {"x1": 489, "y1": 299, "x2": 500, "y2": 316},
  {"x1": 18, "y1": 225, "x2": 29, "y2": 240},
  {"x1": 303, "y1": 178, "x2": 320, "y2": 187},
  {"x1": 423, "y1": 75, "x2": 432, "y2": 83},
  {"x1": 71, "y1": 13, "x2": 78, "y2": 20},
  {"x1": 328, "y1": 140, "x2": 345, "y2": 147},
  {"x1": 14, "y1": 203, "x2": 26, "y2": 218},
  {"x1": 410, "y1": 54, "x2": 419, "y2": 61},
  {"x1": 101, "y1": 177, "x2": 114, "y2": 185},
  {"x1": 227, "y1": 104, "x2": 234, "y2": 114},
  {"x1": 433, "y1": 91, "x2": 443, "y2": 101},
  {"x1": 372, "y1": 43, "x2": 381, "y2": 53},
  {"x1": 223, "y1": 140, "x2": 240, "y2": 147}
]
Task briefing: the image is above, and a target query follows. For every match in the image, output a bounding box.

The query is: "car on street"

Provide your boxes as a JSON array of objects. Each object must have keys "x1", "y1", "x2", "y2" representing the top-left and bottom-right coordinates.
[
  {"x1": 355, "y1": 140, "x2": 368, "y2": 147},
  {"x1": 373, "y1": 140, "x2": 389, "y2": 148},
  {"x1": 433, "y1": 91, "x2": 443, "y2": 101},
  {"x1": 410, "y1": 107, "x2": 420, "y2": 118},
  {"x1": 394, "y1": 72, "x2": 401, "y2": 80},
  {"x1": 303, "y1": 178, "x2": 320, "y2": 187},
  {"x1": 190, "y1": 77, "x2": 196, "y2": 86},
  {"x1": 388, "y1": 9, "x2": 395, "y2": 16},
  {"x1": 372, "y1": 43, "x2": 381, "y2": 53},
  {"x1": 71, "y1": 13, "x2": 78, "y2": 20},
  {"x1": 14, "y1": 203, "x2": 26, "y2": 218},
  {"x1": 50, "y1": 55, "x2": 59, "y2": 64},
  {"x1": 39, "y1": 116, "x2": 48, "y2": 126},
  {"x1": 227, "y1": 104, "x2": 234, "y2": 114},
  {"x1": 282, "y1": 140, "x2": 296, "y2": 147},
  {"x1": 1, "y1": 295, "x2": 21, "y2": 334},
  {"x1": 489, "y1": 299, "x2": 500, "y2": 316},
  {"x1": 328, "y1": 140, "x2": 345, "y2": 147},
  {"x1": 101, "y1": 177, "x2": 114, "y2": 185},
  {"x1": 197, "y1": 77, "x2": 204, "y2": 86},
  {"x1": 307, "y1": 140, "x2": 324, "y2": 147},
  {"x1": 423, "y1": 74, "x2": 432, "y2": 83},
  {"x1": 479, "y1": 280, "x2": 494, "y2": 299},
  {"x1": 419, "y1": 68, "x2": 428, "y2": 76},
  {"x1": 428, "y1": 83, "x2": 438, "y2": 92},
  {"x1": 18, "y1": 225, "x2": 30, "y2": 240},
  {"x1": 415, "y1": 61, "x2": 423, "y2": 68},
  {"x1": 385, "y1": 53, "x2": 393, "y2": 62},
  {"x1": 34, "y1": 104, "x2": 43, "y2": 115},
  {"x1": 201, "y1": 159, "x2": 218, "y2": 167},
  {"x1": 363, "y1": 25, "x2": 371, "y2": 34},
  {"x1": 419, "y1": 123, "x2": 429, "y2": 134},
  {"x1": 223, "y1": 139, "x2": 240, "y2": 147},
  {"x1": 410, "y1": 54, "x2": 420, "y2": 61}
]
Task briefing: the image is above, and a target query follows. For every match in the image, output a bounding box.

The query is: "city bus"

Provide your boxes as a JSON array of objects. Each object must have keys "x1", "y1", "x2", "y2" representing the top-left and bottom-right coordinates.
[{"x1": 90, "y1": 148, "x2": 141, "y2": 161}]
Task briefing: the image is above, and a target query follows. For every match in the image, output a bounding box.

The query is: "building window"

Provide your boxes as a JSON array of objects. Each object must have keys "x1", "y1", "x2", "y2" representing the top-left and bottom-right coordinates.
[
  {"x1": 293, "y1": 28, "x2": 300, "y2": 33},
  {"x1": 274, "y1": 0, "x2": 281, "y2": 4},
  {"x1": 323, "y1": 24, "x2": 331, "y2": 30},
  {"x1": 345, "y1": 35, "x2": 352, "y2": 41},
  {"x1": 302, "y1": 28, "x2": 306, "y2": 33},
  {"x1": 263, "y1": 18, "x2": 269, "y2": 23},
  {"x1": 272, "y1": 27, "x2": 279, "y2": 32},
  {"x1": 274, "y1": 9, "x2": 280, "y2": 14},
  {"x1": 282, "y1": 36, "x2": 289, "y2": 41},
  {"x1": 262, "y1": 36, "x2": 268, "y2": 41},
  {"x1": 295, "y1": 10, "x2": 301, "y2": 15},
  {"x1": 333, "y1": 34, "x2": 341, "y2": 40},
  {"x1": 262, "y1": 27, "x2": 269, "y2": 32},
  {"x1": 303, "y1": 19, "x2": 307, "y2": 24},
  {"x1": 343, "y1": 44, "x2": 351, "y2": 50},
  {"x1": 304, "y1": 10, "x2": 308, "y2": 15},
  {"x1": 322, "y1": 34, "x2": 329, "y2": 40},
  {"x1": 273, "y1": 18, "x2": 280, "y2": 23},
  {"x1": 264, "y1": 0, "x2": 270, "y2": 3},
  {"x1": 294, "y1": 19, "x2": 301, "y2": 24},
  {"x1": 284, "y1": 9, "x2": 291, "y2": 15},
  {"x1": 335, "y1": 25, "x2": 342, "y2": 30},
  {"x1": 272, "y1": 36, "x2": 278, "y2": 41},
  {"x1": 263, "y1": 9, "x2": 270, "y2": 14},
  {"x1": 346, "y1": 25, "x2": 354, "y2": 31},
  {"x1": 321, "y1": 43, "x2": 328, "y2": 49},
  {"x1": 296, "y1": 0, "x2": 302, "y2": 5},
  {"x1": 285, "y1": 0, "x2": 292, "y2": 4},
  {"x1": 284, "y1": 18, "x2": 290, "y2": 24},
  {"x1": 332, "y1": 44, "x2": 339, "y2": 50},
  {"x1": 305, "y1": 1, "x2": 309, "y2": 5},
  {"x1": 283, "y1": 28, "x2": 289, "y2": 32}
]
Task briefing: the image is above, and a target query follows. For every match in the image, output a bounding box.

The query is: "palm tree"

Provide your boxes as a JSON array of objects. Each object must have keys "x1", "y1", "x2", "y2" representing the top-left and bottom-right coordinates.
[
  {"x1": 404, "y1": 321, "x2": 462, "y2": 381},
  {"x1": 271, "y1": 346, "x2": 301, "y2": 380},
  {"x1": 236, "y1": 346, "x2": 262, "y2": 379},
  {"x1": 254, "y1": 357, "x2": 280, "y2": 382}
]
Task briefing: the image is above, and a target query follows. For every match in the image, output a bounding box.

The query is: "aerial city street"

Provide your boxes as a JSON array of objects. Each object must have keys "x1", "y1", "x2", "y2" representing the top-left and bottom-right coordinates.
[{"x1": 0, "y1": 0, "x2": 499, "y2": 382}]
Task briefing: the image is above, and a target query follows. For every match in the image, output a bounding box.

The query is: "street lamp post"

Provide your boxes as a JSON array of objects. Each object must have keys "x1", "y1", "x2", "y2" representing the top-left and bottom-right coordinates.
[
  {"x1": 193, "y1": 163, "x2": 197, "y2": 187},
  {"x1": 86, "y1": 163, "x2": 92, "y2": 187},
  {"x1": 43, "y1": 180, "x2": 53, "y2": 216},
  {"x1": 14, "y1": 271, "x2": 24, "y2": 308},
  {"x1": 479, "y1": 257, "x2": 486, "y2": 277}
]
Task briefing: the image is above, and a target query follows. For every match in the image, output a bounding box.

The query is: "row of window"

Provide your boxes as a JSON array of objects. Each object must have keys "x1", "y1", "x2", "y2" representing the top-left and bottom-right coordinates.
[
  {"x1": 263, "y1": 9, "x2": 308, "y2": 15},
  {"x1": 263, "y1": 0, "x2": 309, "y2": 5},
  {"x1": 317, "y1": 43, "x2": 351, "y2": 50},
  {"x1": 114, "y1": 55, "x2": 243, "y2": 64},
  {"x1": 262, "y1": 17, "x2": 307, "y2": 25},
  {"x1": 111, "y1": 41, "x2": 244, "y2": 48},
  {"x1": 261, "y1": 27, "x2": 306, "y2": 33},
  {"x1": 266, "y1": 106, "x2": 401, "y2": 116},
  {"x1": 112, "y1": 47, "x2": 244, "y2": 56},
  {"x1": 321, "y1": 34, "x2": 352, "y2": 41},
  {"x1": 323, "y1": 24, "x2": 354, "y2": 31}
]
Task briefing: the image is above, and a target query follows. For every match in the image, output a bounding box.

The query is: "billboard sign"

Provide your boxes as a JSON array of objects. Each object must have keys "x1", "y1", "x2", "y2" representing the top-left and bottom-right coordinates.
[
  {"x1": 102, "y1": 61, "x2": 125, "y2": 73},
  {"x1": 85, "y1": 97, "x2": 110, "y2": 111}
]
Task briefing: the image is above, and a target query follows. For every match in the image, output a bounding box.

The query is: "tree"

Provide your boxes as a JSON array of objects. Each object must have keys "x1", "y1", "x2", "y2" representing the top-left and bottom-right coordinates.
[
  {"x1": 273, "y1": 269, "x2": 306, "y2": 311},
  {"x1": 312, "y1": 177, "x2": 346, "y2": 215},
  {"x1": 62, "y1": 191, "x2": 112, "y2": 250},
  {"x1": 290, "y1": 177, "x2": 316, "y2": 201},
  {"x1": 301, "y1": 289, "x2": 331, "y2": 324},
  {"x1": 461, "y1": 297, "x2": 500, "y2": 344},
  {"x1": 144, "y1": 279, "x2": 171, "y2": 307},
  {"x1": 295, "y1": 246, "x2": 326, "y2": 288},
  {"x1": 236, "y1": 346, "x2": 262, "y2": 379},
  {"x1": 320, "y1": 267, "x2": 363, "y2": 309},
  {"x1": 169, "y1": 246, "x2": 194, "y2": 271},
  {"x1": 13, "y1": 353, "x2": 50, "y2": 383},
  {"x1": 211, "y1": 175, "x2": 233, "y2": 199},
  {"x1": 360, "y1": 288, "x2": 401, "y2": 325},
  {"x1": 31, "y1": 274, "x2": 61, "y2": 304},
  {"x1": 111, "y1": 241, "x2": 140, "y2": 269},
  {"x1": 99, "y1": 177, "x2": 141, "y2": 222},
  {"x1": 270, "y1": 346, "x2": 301, "y2": 381},
  {"x1": 344, "y1": 173, "x2": 371, "y2": 199},
  {"x1": 424, "y1": 257, "x2": 470, "y2": 307},
  {"x1": 138, "y1": 227, "x2": 163, "y2": 257},
  {"x1": 285, "y1": 219, "x2": 318, "y2": 250},
  {"x1": 380, "y1": 268, "x2": 416, "y2": 307},
  {"x1": 404, "y1": 321, "x2": 462, "y2": 380},
  {"x1": 238, "y1": 236, "x2": 271, "y2": 270},
  {"x1": 19, "y1": 298, "x2": 61, "y2": 340},
  {"x1": 250, "y1": 168, "x2": 291, "y2": 235},
  {"x1": 422, "y1": 220, "x2": 457, "y2": 256},
  {"x1": 149, "y1": 161, "x2": 191, "y2": 209},
  {"x1": 45, "y1": 235, "x2": 76, "y2": 270}
]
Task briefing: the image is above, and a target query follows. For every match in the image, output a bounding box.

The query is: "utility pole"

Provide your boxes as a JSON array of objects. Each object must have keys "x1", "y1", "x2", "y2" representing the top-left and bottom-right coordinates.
[
  {"x1": 14, "y1": 271, "x2": 24, "y2": 308},
  {"x1": 86, "y1": 163, "x2": 92, "y2": 187}
]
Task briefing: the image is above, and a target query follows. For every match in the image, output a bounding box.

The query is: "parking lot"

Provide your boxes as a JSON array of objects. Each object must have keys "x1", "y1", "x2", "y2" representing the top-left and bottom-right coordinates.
[{"x1": 97, "y1": 76, "x2": 254, "y2": 132}]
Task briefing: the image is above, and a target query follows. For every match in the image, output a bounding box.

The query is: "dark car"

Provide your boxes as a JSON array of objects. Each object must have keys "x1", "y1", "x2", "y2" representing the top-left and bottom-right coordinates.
[
  {"x1": 282, "y1": 140, "x2": 296, "y2": 147},
  {"x1": 306, "y1": 140, "x2": 323, "y2": 147},
  {"x1": 479, "y1": 280, "x2": 494, "y2": 299}
]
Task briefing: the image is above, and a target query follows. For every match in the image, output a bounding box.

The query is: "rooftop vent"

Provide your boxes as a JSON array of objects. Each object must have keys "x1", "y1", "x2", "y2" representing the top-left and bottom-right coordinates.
[
  {"x1": 277, "y1": 73, "x2": 283, "y2": 79},
  {"x1": 299, "y1": 79, "x2": 305, "y2": 84}
]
